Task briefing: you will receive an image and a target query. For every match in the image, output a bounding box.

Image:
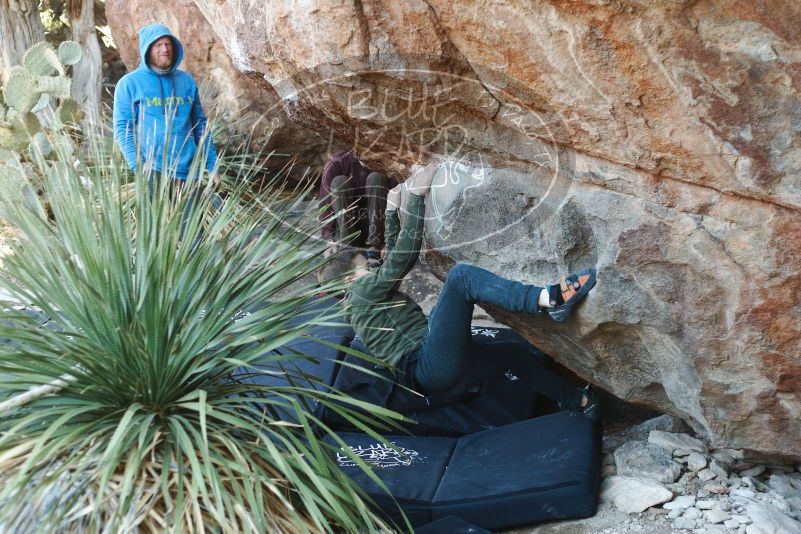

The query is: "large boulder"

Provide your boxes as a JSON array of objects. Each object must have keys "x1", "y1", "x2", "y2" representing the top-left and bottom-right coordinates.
[
  {"x1": 192, "y1": 0, "x2": 801, "y2": 459},
  {"x1": 105, "y1": 0, "x2": 326, "y2": 171}
]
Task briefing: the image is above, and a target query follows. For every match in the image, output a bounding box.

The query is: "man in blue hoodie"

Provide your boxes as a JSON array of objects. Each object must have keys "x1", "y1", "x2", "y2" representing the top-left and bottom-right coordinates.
[{"x1": 113, "y1": 24, "x2": 218, "y2": 182}]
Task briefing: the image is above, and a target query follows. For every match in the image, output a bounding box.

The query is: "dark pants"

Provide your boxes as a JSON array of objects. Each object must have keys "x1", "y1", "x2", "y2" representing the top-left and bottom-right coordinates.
[
  {"x1": 330, "y1": 172, "x2": 389, "y2": 249},
  {"x1": 412, "y1": 264, "x2": 583, "y2": 410}
]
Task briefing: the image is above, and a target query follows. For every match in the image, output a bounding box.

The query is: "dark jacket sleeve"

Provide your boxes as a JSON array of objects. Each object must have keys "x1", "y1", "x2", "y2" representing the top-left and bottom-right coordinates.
[
  {"x1": 318, "y1": 158, "x2": 344, "y2": 239},
  {"x1": 384, "y1": 208, "x2": 400, "y2": 254},
  {"x1": 113, "y1": 77, "x2": 138, "y2": 171},
  {"x1": 351, "y1": 193, "x2": 425, "y2": 301}
]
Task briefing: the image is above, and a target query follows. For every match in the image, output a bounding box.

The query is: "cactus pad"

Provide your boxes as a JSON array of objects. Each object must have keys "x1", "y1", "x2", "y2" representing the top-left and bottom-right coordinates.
[
  {"x1": 31, "y1": 93, "x2": 50, "y2": 113},
  {"x1": 3, "y1": 68, "x2": 40, "y2": 114},
  {"x1": 0, "y1": 149, "x2": 16, "y2": 163},
  {"x1": 0, "y1": 125, "x2": 20, "y2": 150},
  {"x1": 58, "y1": 99, "x2": 85, "y2": 125},
  {"x1": 37, "y1": 76, "x2": 71, "y2": 100},
  {"x1": 58, "y1": 41, "x2": 83, "y2": 66},
  {"x1": 9, "y1": 112, "x2": 42, "y2": 140},
  {"x1": 23, "y1": 42, "x2": 63, "y2": 77}
]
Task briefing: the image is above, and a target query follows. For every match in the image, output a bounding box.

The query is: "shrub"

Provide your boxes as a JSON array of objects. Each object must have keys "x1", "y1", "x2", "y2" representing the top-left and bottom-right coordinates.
[{"x1": 0, "y1": 132, "x2": 403, "y2": 532}]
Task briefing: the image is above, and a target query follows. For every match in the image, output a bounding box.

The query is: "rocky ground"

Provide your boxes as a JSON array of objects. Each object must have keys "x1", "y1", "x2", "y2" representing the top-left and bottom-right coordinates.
[
  {"x1": 509, "y1": 410, "x2": 801, "y2": 534},
  {"x1": 403, "y1": 262, "x2": 801, "y2": 534}
]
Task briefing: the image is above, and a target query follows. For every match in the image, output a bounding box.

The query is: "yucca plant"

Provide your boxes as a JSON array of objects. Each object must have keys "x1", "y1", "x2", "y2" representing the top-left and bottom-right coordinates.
[{"x1": 0, "y1": 130, "x2": 407, "y2": 532}]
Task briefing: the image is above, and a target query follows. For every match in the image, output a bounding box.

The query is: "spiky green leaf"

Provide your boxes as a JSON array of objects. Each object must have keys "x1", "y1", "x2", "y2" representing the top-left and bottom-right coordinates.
[
  {"x1": 29, "y1": 132, "x2": 52, "y2": 160},
  {"x1": 23, "y1": 42, "x2": 63, "y2": 77},
  {"x1": 58, "y1": 41, "x2": 82, "y2": 66},
  {"x1": 49, "y1": 132, "x2": 74, "y2": 158}
]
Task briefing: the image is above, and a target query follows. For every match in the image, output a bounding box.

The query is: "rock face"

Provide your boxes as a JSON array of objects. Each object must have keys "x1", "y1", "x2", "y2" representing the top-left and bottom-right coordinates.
[
  {"x1": 105, "y1": 0, "x2": 326, "y2": 171},
  {"x1": 193, "y1": 0, "x2": 801, "y2": 458}
]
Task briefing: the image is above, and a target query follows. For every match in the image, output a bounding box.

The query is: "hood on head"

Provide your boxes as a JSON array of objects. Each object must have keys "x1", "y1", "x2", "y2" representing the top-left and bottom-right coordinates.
[{"x1": 138, "y1": 23, "x2": 184, "y2": 72}]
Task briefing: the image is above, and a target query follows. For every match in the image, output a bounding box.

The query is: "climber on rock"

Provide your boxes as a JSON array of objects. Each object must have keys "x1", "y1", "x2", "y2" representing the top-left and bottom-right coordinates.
[
  {"x1": 317, "y1": 151, "x2": 397, "y2": 283},
  {"x1": 113, "y1": 23, "x2": 218, "y2": 187},
  {"x1": 345, "y1": 159, "x2": 600, "y2": 420}
]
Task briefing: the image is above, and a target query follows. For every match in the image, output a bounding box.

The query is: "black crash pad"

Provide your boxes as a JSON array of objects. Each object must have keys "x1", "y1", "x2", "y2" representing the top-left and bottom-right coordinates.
[
  {"x1": 231, "y1": 296, "x2": 354, "y2": 421},
  {"x1": 324, "y1": 326, "x2": 545, "y2": 436},
  {"x1": 327, "y1": 411, "x2": 602, "y2": 530}
]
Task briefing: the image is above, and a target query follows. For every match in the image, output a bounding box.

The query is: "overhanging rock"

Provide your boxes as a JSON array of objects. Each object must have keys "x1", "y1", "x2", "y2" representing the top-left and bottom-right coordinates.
[{"x1": 193, "y1": 0, "x2": 801, "y2": 459}]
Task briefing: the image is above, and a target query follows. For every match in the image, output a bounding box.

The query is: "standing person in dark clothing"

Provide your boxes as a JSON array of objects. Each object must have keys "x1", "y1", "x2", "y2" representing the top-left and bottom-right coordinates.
[
  {"x1": 346, "y1": 161, "x2": 600, "y2": 419},
  {"x1": 318, "y1": 151, "x2": 396, "y2": 282}
]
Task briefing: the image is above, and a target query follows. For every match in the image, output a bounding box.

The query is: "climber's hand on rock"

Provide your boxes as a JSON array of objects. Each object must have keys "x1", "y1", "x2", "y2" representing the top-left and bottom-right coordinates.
[{"x1": 406, "y1": 160, "x2": 439, "y2": 197}]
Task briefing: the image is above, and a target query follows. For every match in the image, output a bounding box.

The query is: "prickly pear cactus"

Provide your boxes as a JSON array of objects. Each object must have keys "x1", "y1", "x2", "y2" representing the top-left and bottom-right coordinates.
[
  {"x1": 23, "y1": 42, "x2": 64, "y2": 77},
  {"x1": 3, "y1": 67, "x2": 40, "y2": 115},
  {"x1": 2, "y1": 42, "x2": 79, "y2": 117},
  {"x1": 0, "y1": 40, "x2": 86, "y2": 222}
]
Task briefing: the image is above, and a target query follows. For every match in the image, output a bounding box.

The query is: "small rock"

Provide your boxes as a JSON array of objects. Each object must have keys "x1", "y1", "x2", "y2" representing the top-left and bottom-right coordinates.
[
  {"x1": 674, "y1": 449, "x2": 692, "y2": 457},
  {"x1": 603, "y1": 452, "x2": 616, "y2": 466},
  {"x1": 731, "y1": 488, "x2": 757, "y2": 500},
  {"x1": 697, "y1": 488, "x2": 711, "y2": 499},
  {"x1": 615, "y1": 441, "x2": 683, "y2": 484},
  {"x1": 787, "y1": 497, "x2": 801, "y2": 511},
  {"x1": 697, "y1": 499, "x2": 716, "y2": 510},
  {"x1": 741, "y1": 465, "x2": 766, "y2": 478},
  {"x1": 601, "y1": 475, "x2": 674, "y2": 514},
  {"x1": 706, "y1": 508, "x2": 731, "y2": 524},
  {"x1": 732, "y1": 514, "x2": 752, "y2": 524},
  {"x1": 767, "y1": 473, "x2": 801, "y2": 499},
  {"x1": 726, "y1": 449, "x2": 744, "y2": 460},
  {"x1": 673, "y1": 516, "x2": 696, "y2": 530},
  {"x1": 724, "y1": 518, "x2": 740, "y2": 529},
  {"x1": 683, "y1": 507, "x2": 702, "y2": 520},
  {"x1": 649, "y1": 430, "x2": 707, "y2": 454},
  {"x1": 665, "y1": 495, "x2": 697, "y2": 510},
  {"x1": 766, "y1": 495, "x2": 790, "y2": 513},
  {"x1": 745, "y1": 502, "x2": 801, "y2": 534},
  {"x1": 668, "y1": 508, "x2": 684, "y2": 519},
  {"x1": 720, "y1": 501, "x2": 732, "y2": 511},
  {"x1": 741, "y1": 476, "x2": 769, "y2": 492},
  {"x1": 602, "y1": 464, "x2": 616, "y2": 478},
  {"x1": 735, "y1": 461, "x2": 755, "y2": 472},
  {"x1": 704, "y1": 483, "x2": 728, "y2": 494},
  {"x1": 647, "y1": 506, "x2": 668, "y2": 515},
  {"x1": 633, "y1": 414, "x2": 688, "y2": 434},
  {"x1": 711, "y1": 449, "x2": 736, "y2": 466},
  {"x1": 709, "y1": 460, "x2": 729, "y2": 479},
  {"x1": 688, "y1": 452, "x2": 708, "y2": 471},
  {"x1": 698, "y1": 469, "x2": 717, "y2": 482}
]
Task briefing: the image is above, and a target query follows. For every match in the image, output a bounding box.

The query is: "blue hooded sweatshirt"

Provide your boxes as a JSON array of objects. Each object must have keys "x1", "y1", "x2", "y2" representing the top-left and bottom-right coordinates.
[{"x1": 113, "y1": 24, "x2": 217, "y2": 179}]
